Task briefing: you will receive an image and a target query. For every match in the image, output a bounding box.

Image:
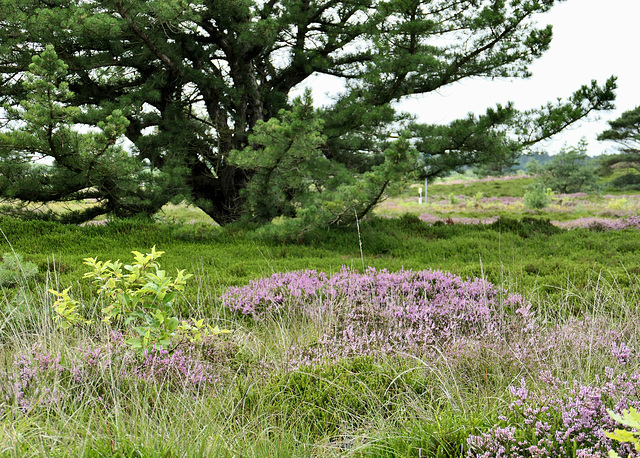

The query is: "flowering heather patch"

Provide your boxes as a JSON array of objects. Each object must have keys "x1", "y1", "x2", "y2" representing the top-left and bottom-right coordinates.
[
  {"x1": 467, "y1": 369, "x2": 640, "y2": 457},
  {"x1": 0, "y1": 333, "x2": 222, "y2": 414},
  {"x1": 222, "y1": 268, "x2": 535, "y2": 367},
  {"x1": 553, "y1": 215, "x2": 640, "y2": 231},
  {"x1": 132, "y1": 346, "x2": 218, "y2": 386},
  {"x1": 221, "y1": 269, "x2": 329, "y2": 318}
]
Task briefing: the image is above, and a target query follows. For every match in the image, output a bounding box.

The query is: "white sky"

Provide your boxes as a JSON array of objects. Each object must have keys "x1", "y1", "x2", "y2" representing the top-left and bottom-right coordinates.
[{"x1": 297, "y1": 0, "x2": 639, "y2": 157}]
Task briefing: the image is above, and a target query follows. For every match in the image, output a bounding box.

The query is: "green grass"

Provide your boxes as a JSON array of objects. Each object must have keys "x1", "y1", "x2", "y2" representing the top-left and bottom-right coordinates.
[
  {"x1": 2, "y1": 214, "x2": 640, "y2": 308},
  {"x1": 419, "y1": 176, "x2": 536, "y2": 198}
]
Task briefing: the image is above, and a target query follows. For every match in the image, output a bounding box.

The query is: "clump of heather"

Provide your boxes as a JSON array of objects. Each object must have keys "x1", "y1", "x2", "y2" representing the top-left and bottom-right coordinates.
[
  {"x1": 537, "y1": 315, "x2": 636, "y2": 368},
  {"x1": 467, "y1": 368, "x2": 640, "y2": 457},
  {"x1": 222, "y1": 269, "x2": 328, "y2": 318},
  {"x1": 132, "y1": 346, "x2": 218, "y2": 387},
  {"x1": 222, "y1": 267, "x2": 535, "y2": 367},
  {"x1": 0, "y1": 332, "x2": 224, "y2": 414},
  {"x1": 553, "y1": 215, "x2": 640, "y2": 231}
]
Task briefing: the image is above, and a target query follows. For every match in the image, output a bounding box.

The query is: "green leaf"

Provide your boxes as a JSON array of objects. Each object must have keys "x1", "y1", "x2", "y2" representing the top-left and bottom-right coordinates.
[
  {"x1": 167, "y1": 317, "x2": 179, "y2": 332},
  {"x1": 127, "y1": 338, "x2": 143, "y2": 349}
]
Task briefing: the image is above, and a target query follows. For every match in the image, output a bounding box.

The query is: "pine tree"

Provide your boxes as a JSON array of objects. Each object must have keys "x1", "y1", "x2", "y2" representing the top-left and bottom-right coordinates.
[{"x1": 0, "y1": 0, "x2": 617, "y2": 227}]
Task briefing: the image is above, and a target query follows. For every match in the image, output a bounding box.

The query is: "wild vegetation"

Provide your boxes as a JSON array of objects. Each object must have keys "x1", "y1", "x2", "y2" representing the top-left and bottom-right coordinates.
[
  {"x1": 1, "y1": 1, "x2": 640, "y2": 454},
  {"x1": 1, "y1": 172, "x2": 640, "y2": 456}
]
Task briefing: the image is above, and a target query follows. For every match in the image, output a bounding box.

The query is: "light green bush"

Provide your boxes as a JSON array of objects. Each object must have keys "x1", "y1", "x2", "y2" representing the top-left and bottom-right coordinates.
[
  {"x1": 50, "y1": 246, "x2": 229, "y2": 350},
  {"x1": 606, "y1": 197, "x2": 630, "y2": 210},
  {"x1": 607, "y1": 407, "x2": 640, "y2": 457}
]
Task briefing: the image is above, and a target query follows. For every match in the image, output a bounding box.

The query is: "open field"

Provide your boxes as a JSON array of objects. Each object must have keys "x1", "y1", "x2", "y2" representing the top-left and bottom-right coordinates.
[
  {"x1": 377, "y1": 174, "x2": 640, "y2": 226},
  {"x1": 1, "y1": 176, "x2": 640, "y2": 456}
]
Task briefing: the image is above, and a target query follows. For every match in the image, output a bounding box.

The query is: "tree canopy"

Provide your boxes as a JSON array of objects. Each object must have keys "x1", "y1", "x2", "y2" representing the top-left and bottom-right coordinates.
[
  {"x1": 0, "y1": 0, "x2": 617, "y2": 229},
  {"x1": 597, "y1": 106, "x2": 640, "y2": 175},
  {"x1": 536, "y1": 139, "x2": 599, "y2": 194}
]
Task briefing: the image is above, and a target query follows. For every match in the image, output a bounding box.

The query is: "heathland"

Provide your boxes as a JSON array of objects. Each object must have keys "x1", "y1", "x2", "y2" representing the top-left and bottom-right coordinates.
[{"x1": 1, "y1": 174, "x2": 639, "y2": 456}]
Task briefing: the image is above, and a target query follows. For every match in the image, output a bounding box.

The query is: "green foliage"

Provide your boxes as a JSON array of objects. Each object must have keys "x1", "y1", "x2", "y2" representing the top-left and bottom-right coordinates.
[
  {"x1": 597, "y1": 106, "x2": 640, "y2": 188},
  {"x1": 523, "y1": 182, "x2": 552, "y2": 209},
  {"x1": 229, "y1": 91, "x2": 329, "y2": 222},
  {"x1": 606, "y1": 197, "x2": 630, "y2": 211},
  {"x1": 610, "y1": 173, "x2": 640, "y2": 191},
  {"x1": 364, "y1": 416, "x2": 482, "y2": 457},
  {"x1": 50, "y1": 247, "x2": 229, "y2": 350},
  {"x1": 0, "y1": 252, "x2": 38, "y2": 286},
  {"x1": 232, "y1": 91, "x2": 418, "y2": 233},
  {"x1": 525, "y1": 157, "x2": 544, "y2": 176},
  {"x1": 539, "y1": 139, "x2": 600, "y2": 193},
  {"x1": 489, "y1": 216, "x2": 561, "y2": 238},
  {"x1": 49, "y1": 287, "x2": 90, "y2": 329},
  {"x1": 598, "y1": 105, "x2": 640, "y2": 157},
  {"x1": 470, "y1": 191, "x2": 484, "y2": 207},
  {"x1": 0, "y1": 0, "x2": 617, "y2": 226},
  {"x1": 0, "y1": 46, "x2": 171, "y2": 223},
  {"x1": 606, "y1": 407, "x2": 640, "y2": 457},
  {"x1": 253, "y1": 357, "x2": 431, "y2": 438}
]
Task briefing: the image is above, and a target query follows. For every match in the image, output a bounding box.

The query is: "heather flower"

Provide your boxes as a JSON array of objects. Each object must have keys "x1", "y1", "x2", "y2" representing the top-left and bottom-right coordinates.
[
  {"x1": 467, "y1": 370, "x2": 640, "y2": 457},
  {"x1": 0, "y1": 339, "x2": 223, "y2": 414},
  {"x1": 221, "y1": 267, "x2": 535, "y2": 367},
  {"x1": 612, "y1": 342, "x2": 633, "y2": 365},
  {"x1": 553, "y1": 216, "x2": 640, "y2": 231},
  {"x1": 135, "y1": 346, "x2": 216, "y2": 387}
]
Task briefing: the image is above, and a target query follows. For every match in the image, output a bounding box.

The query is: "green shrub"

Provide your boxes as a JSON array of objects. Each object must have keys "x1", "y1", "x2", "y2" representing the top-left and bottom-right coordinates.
[
  {"x1": 525, "y1": 157, "x2": 544, "y2": 176},
  {"x1": 607, "y1": 407, "x2": 640, "y2": 457},
  {"x1": 253, "y1": 357, "x2": 432, "y2": 438},
  {"x1": 607, "y1": 197, "x2": 630, "y2": 210},
  {"x1": 610, "y1": 173, "x2": 640, "y2": 191},
  {"x1": 523, "y1": 182, "x2": 552, "y2": 209},
  {"x1": 0, "y1": 252, "x2": 38, "y2": 286},
  {"x1": 50, "y1": 247, "x2": 229, "y2": 351},
  {"x1": 489, "y1": 216, "x2": 562, "y2": 238}
]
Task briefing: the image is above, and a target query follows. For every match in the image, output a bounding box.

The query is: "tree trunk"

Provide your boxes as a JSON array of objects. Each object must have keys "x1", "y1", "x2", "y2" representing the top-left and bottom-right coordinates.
[{"x1": 188, "y1": 161, "x2": 248, "y2": 225}]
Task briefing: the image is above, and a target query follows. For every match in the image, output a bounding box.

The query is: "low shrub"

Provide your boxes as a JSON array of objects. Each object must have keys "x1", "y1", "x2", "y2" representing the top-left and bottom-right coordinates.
[
  {"x1": 611, "y1": 173, "x2": 640, "y2": 191},
  {"x1": 221, "y1": 267, "x2": 534, "y2": 367},
  {"x1": 50, "y1": 247, "x2": 229, "y2": 351},
  {"x1": 0, "y1": 332, "x2": 223, "y2": 415},
  {"x1": 523, "y1": 182, "x2": 552, "y2": 209},
  {"x1": 489, "y1": 216, "x2": 562, "y2": 238},
  {"x1": 607, "y1": 407, "x2": 640, "y2": 457},
  {"x1": 467, "y1": 369, "x2": 640, "y2": 457},
  {"x1": 252, "y1": 357, "x2": 432, "y2": 438}
]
